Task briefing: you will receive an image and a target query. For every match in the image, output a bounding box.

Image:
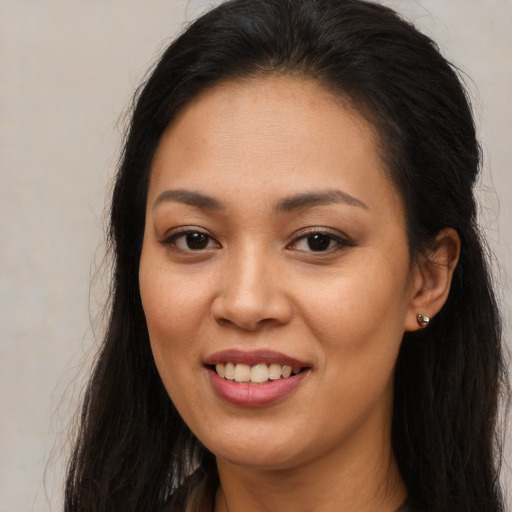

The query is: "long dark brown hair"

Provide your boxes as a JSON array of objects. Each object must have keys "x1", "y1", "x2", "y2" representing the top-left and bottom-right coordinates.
[{"x1": 65, "y1": 1, "x2": 508, "y2": 511}]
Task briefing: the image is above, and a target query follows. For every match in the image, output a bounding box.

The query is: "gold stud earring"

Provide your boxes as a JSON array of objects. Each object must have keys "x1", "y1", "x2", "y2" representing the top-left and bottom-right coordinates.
[{"x1": 416, "y1": 314, "x2": 430, "y2": 328}]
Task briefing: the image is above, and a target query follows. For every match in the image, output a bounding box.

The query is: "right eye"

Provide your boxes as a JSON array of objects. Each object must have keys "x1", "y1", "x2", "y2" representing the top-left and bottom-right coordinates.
[{"x1": 161, "y1": 230, "x2": 220, "y2": 252}]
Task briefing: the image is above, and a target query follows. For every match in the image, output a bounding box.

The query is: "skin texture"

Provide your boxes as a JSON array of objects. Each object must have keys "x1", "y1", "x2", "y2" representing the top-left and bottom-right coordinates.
[{"x1": 139, "y1": 76, "x2": 459, "y2": 512}]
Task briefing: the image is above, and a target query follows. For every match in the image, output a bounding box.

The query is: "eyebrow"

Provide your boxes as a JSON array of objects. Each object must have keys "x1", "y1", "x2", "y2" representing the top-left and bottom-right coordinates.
[
  {"x1": 153, "y1": 189, "x2": 222, "y2": 210},
  {"x1": 274, "y1": 189, "x2": 369, "y2": 213},
  {"x1": 152, "y1": 188, "x2": 369, "y2": 213}
]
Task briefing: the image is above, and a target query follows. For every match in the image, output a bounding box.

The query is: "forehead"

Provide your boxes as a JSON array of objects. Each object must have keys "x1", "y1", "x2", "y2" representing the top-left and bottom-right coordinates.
[{"x1": 148, "y1": 75, "x2": 402, "y2": 220}]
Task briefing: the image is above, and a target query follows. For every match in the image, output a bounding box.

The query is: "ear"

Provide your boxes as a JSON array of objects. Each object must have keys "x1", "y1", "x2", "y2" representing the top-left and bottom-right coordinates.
[{"x1": 404, "y1": 228, "x2": 460, "y2": 332}]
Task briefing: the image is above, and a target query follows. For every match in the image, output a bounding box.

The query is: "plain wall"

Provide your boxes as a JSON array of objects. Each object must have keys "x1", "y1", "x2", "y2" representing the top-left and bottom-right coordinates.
[{"x1": 0, "y1": 1, "x2": 510, "y2": 510}]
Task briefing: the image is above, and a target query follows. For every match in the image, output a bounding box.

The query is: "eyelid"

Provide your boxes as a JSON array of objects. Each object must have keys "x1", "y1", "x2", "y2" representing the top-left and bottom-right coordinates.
[
  {"x1": 159, "y1": 226, "x2": 221, "y2": 251},
  {"x1": 287, "y1": 227, "x2": 354, "y2": 252}
]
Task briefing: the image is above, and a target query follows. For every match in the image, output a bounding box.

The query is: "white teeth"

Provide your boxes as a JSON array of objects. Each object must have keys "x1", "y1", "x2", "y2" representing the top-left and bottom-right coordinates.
[
  {"x1": 215, "y1": 362, "x2": 303, "y2": 383},
  {"x1": 216, "y1": 363, "x2": 225, "y2": 378},
  {"x1": 234, "y1": 363, "x2": 251, "y2": 382},
  {"x1": 281, "y1": 365, "x2": 292, "y2": 378},
  {"x1": 268, "y1": 363, "x2": 282, "y2": 380},
  {"x1": 251, "y1": 363, "x2": 269, "y2": 383},
  {"x1": 224, "y1": 362, "x2": 235, "y2": 380}
]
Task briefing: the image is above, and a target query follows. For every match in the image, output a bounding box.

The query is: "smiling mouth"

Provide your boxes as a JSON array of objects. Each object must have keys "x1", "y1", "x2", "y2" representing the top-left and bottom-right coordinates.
[{"x1": 212, "y1": 362, "x2": 306, "y2": 385}]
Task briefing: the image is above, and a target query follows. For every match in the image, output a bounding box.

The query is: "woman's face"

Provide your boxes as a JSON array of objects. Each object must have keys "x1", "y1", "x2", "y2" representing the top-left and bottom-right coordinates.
[{"x1": 139, "y1": 76, "x2": 422, "y2": 471}]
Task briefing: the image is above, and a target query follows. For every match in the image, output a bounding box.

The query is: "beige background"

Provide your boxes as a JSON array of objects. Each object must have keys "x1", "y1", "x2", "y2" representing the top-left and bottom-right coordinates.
[{"x1": 0, "y1": 1, "x2": 510, "y2": 510}]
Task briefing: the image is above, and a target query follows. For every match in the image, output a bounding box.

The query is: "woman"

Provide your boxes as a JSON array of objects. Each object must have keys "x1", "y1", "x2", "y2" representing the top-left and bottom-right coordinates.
[{"x1": 65, "y1": 0, "x2": 508, "y2": 511}]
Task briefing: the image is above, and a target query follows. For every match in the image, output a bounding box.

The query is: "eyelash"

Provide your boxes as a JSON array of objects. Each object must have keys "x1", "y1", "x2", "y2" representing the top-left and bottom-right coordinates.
[
  {"x1": 287, "y1": 228, "x2": 353, "y2": 254},
  {"x1": 159, "y1": 227, "x2": 353, "y2": 254},
  {"x1": 160, "y1": 228, "x2": 219, "y2": 252}
]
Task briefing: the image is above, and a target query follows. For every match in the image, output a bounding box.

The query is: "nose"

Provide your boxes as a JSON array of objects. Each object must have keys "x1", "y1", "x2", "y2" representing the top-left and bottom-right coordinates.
[{"x1": 211, "y1": 247, "x2": 292, "y2": 331}]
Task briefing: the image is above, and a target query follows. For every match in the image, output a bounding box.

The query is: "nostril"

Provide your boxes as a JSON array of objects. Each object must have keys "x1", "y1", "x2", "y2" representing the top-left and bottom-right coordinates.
[
  {"x1": 211, "y1": 285, "x2": 293, "y2": 331},
  {"x1": 214, "y1": 317, "x2": 236, "y2": 328},
  {"x1": 213, "y1": 314, "x2": 278, "y2": 332}
]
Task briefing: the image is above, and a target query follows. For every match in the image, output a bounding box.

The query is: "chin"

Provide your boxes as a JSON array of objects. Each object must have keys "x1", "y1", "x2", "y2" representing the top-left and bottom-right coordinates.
[
  {"x1": 216, "y1": 448, "x2": 299, "y2": 471},
  {"x1": 204, "y1": 428, "x2": 310, "y2": 471}
]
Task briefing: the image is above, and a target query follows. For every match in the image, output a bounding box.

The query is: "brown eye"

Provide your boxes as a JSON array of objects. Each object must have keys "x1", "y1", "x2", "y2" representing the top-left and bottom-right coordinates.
[
  {"x1": 184, "y1": 232, "x2": 210, "y2": 250},
  {"x1": 306, "y1": 234, "x2": 333, "y2": 251},
  {"x1": 162, "y1": 230, "x2": 219, "y2": 252},
  {"x1": 288, "y1": 229, "x2": 352, "y2": 254}
]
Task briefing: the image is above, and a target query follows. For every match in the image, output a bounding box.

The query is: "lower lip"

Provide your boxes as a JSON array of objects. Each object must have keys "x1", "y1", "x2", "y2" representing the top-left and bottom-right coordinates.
[{"x1": 208, "y1": 368, "x2": 309, "y2": 407}]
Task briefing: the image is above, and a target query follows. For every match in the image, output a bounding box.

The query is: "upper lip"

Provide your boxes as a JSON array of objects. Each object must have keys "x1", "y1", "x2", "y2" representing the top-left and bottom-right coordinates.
[{"x1": 204, "y1": 349, "x2": 310, "y2": 368}]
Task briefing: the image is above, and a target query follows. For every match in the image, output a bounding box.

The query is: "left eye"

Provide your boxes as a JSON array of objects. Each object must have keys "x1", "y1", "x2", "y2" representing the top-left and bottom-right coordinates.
[
  {"x1": 290, "y1": 232, "x2": 345, "y2": 252},
  {"x1": 166, "y1": 231, "x2": 219, "y2": 251}
]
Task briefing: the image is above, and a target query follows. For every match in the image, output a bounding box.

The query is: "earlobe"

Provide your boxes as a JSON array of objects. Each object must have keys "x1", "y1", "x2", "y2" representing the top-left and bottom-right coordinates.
[{"x1": 405, "y1": 228, "x2": 460, "y2": 332}]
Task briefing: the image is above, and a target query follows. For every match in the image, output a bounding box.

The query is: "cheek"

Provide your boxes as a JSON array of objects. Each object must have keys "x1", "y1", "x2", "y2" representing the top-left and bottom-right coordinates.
[
  {"x1": 139, "y1": 250, "x2": 210, "y2": 343},
  {"x1": 296, "y1": 251, "x2": 411, "y2": 388},
  {"x1": 301, "y1": 259, "x2": 409, "y2": 338},
  {"x1": 139, "y1": 254, "x2": 195, "y2": 382},
  {"x1": 139, "y1": 257, "x2": 212, "y2": 413}
]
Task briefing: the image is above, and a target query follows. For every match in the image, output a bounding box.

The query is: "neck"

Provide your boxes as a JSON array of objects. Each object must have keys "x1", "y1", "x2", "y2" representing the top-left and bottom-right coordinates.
[{"x1": 214, "y1": 425, "x2": 406, "y2": 512}]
